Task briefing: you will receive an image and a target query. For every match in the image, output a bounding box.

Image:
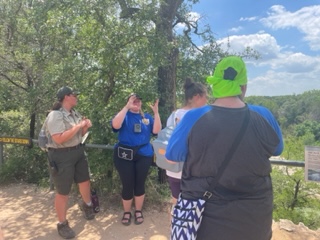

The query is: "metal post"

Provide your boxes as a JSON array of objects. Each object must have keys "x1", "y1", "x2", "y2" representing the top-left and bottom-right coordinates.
[{"x1": 270, "y1": 159, "x2": 305, "y2": 167}]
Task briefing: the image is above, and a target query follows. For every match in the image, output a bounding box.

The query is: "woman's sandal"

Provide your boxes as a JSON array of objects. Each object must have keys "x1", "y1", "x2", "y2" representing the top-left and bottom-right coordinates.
[
  {"x1": 121, "y1": 212, "x2": 132, "y2": 226},
  {"x1": 134, "y1": 210, "x2": 144, "y2": 225}
]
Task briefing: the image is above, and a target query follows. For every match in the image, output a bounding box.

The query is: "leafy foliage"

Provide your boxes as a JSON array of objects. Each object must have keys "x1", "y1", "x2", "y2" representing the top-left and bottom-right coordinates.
[
  {"x1": 0, "y1": 147, "x2": 48, "y2": 184},
  {"x1": 272, "y1": 168, "x2": 320, "y2": 230}
]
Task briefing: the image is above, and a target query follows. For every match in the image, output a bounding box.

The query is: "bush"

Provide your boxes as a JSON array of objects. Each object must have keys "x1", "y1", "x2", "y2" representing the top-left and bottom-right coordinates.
[
  {"x1": 272, "y1": 166, "x2": 320, "y2": 230},
  {"x1": 0, "y1": 145, "x2": 48, "y2": 184}
]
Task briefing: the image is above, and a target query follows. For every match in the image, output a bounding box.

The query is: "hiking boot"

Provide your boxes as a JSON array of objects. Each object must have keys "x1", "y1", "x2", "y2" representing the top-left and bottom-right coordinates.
[
  {"x1": 80, "y1": 202, "x2": 95, "y2": 220},
  {"x1": 57, "y1": 220, "x2": 75, "y2": 239}
]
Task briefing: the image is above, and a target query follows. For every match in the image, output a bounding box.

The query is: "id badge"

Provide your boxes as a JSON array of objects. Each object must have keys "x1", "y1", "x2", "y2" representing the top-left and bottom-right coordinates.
[{"x1": 134, "y1": 123, "x2": 141, "y2": 133}]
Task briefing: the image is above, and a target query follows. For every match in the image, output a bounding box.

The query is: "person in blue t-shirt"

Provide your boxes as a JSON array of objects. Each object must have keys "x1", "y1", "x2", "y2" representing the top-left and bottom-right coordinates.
[
  {"x1": 111, "y1": 93, "x2": 161, "y2": 226},
  {"x1": 166, "y1": 56, "x2": 283, "y2": 240}
]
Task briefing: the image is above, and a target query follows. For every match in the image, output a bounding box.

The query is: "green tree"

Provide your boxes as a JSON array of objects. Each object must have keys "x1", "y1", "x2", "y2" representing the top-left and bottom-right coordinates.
[
  {"x1": 0, "y1": 0, "x2": 225, "y2": 186},
  {"x1": 272, "y1": 168, "x2": 320, "y2": 230}
]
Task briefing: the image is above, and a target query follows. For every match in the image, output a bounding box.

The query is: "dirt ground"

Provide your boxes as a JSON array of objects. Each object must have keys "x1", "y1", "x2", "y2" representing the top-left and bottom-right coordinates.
[{"x1": 1, "y1": 183, "x2": 320, "y2": 240}]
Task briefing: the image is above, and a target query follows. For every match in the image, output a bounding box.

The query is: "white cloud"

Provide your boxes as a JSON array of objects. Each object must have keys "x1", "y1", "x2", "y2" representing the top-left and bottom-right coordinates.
[
  {"x1": 260, "y1": 5, "x2": 320, "y2": 51},
  {"x1": 193, "y1": 3, "x2": 320, "y2": 96},
  {"x1": 229, "y1": 26, "x2": 243, "y2": 33},
  {"x1": 217, "y1": 33, "x2": 320, "y2": 96},
  {"x1": 268, "y1": 52, "x2": 318, "y2": 73},
  {"x1": 240, "y1": 16, "x2": 257, "y2": 22},
  {"x1": 247, "y1": 68, "x2": 320, "y2": 96},
  {"x1": 246, "y1": 52, "x2": 320, "y2": 96},
  {"x1": 218, "y1": 33, "x2": 280, "y2": 60},
  {"x1": 187, "y1": 11, "x2": 201, "y2": 21}
]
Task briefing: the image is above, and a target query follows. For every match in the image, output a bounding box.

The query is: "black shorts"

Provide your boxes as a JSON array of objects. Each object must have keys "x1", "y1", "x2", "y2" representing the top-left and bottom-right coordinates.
[
  {"x1": 167, "y1": 176, "x2": 181, "y2": 199},
  {"x1": 48, "y1": 146, "x2": 90, "y2": 195}
]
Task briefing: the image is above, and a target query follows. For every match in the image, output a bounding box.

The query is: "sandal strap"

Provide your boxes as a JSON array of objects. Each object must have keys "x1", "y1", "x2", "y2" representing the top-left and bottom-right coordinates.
[
  {"x1": 134, "y1": 210, "x2": 143, "y2": 218},
  {"x1": 134, "y1": 210, "x2": 143, "y2": 219},
  {"x1": 122, "y1": 212, "x2": 132, "y2": 219},
  {"x1": 122, "y1": 212, "x2": 132, "y2": 226},
  {"x1": 134, "y1": 210, "x2": 144, "y2": 225}
]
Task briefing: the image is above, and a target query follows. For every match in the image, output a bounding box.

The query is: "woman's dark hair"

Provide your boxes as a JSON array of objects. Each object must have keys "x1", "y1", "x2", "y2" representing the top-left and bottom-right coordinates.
[
  {"x1": 45, "y1": 101, "x2": 62, "y2": 116},
  {"x1": 183, "y1": 77, "x2": 207, "y2": 106},
  {"x1": 51, "y1": 101, "x2": 62, "y2": 111}
]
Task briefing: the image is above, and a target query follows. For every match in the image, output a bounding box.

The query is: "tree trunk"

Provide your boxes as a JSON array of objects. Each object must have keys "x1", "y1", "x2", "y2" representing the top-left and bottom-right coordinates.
[
  {"x1": 155, "y1": 0, "x2": 182, "y2": 183},
  {"x1": 156, "y1": 0, "x2": 183, "y2": 125}
]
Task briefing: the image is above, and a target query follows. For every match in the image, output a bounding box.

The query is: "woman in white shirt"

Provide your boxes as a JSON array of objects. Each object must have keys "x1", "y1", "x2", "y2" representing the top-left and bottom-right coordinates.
[{"x1": 166, "y1": 78, "x2": 207, "y2": 205}]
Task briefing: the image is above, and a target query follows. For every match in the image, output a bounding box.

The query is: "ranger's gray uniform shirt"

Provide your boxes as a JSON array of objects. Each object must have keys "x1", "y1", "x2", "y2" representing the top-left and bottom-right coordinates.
[{"x1": 46, "y1": 108, "x2": 83, "y2": 148}]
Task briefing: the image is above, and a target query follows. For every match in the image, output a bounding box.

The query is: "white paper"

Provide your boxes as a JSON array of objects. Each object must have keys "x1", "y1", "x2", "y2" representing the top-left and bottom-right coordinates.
[{"x1": 81, "y1": 132, "x2": 90, "y2": 144}]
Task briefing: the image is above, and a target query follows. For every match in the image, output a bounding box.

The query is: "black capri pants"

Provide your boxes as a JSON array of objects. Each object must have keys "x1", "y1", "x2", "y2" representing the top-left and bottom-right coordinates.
[{"x1": 114, "y1": 151, "x2": 153, "y2": 200}]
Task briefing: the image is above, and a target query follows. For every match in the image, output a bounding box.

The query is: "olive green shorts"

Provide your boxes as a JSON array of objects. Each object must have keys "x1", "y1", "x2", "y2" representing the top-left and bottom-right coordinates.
[{"x1": 48, "y1": 146, "x2": 90, "y2": 195}]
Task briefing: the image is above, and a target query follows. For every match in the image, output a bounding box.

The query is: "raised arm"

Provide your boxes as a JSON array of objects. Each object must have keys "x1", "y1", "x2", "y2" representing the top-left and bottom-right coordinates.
[{"x1": 149, "y1": 99, "x2": 161, "y2": 134}]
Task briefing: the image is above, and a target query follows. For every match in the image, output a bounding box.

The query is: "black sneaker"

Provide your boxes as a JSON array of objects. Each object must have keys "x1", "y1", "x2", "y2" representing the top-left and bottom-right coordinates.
[
  {"x1": 57, "y1": 220, "x2": 75, "y2": 239},
  {"x1": 80, "y1": 202, "x2": 95, "y2": 220}
]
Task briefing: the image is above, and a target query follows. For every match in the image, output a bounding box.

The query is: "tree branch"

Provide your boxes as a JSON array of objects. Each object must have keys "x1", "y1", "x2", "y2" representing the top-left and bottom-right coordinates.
[
  {"x1": 117, "y1": 0, "x2": 140, "y2": 19},
  {"x1": 174, "y1": 13, "x2": 204, "y2": 53},
  {"x1": 0, "y1": 72, "x2": 27, "y2": 91}
]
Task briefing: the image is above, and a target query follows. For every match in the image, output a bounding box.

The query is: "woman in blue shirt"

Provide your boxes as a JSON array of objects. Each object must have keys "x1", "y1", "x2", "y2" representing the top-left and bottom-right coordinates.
[{"x1": 112, "y1": 93, "x2": 161, "y2": 226}]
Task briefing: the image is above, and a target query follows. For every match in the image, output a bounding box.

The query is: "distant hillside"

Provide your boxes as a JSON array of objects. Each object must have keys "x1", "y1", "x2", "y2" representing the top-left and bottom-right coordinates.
[{"x1": 246, "y1": 89, "x2": 320, "y2": 130}]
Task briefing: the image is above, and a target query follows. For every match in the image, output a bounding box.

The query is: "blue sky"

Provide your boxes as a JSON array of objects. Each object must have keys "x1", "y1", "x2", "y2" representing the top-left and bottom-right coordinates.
[{"x1": 189, "y1": 0, "x2": 320, "y2": 96}]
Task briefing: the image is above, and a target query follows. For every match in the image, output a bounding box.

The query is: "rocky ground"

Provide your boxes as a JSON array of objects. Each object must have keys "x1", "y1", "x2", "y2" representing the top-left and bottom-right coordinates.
[{"x1": 0, "y1": 183, "x2": 320, "y2": 240}]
